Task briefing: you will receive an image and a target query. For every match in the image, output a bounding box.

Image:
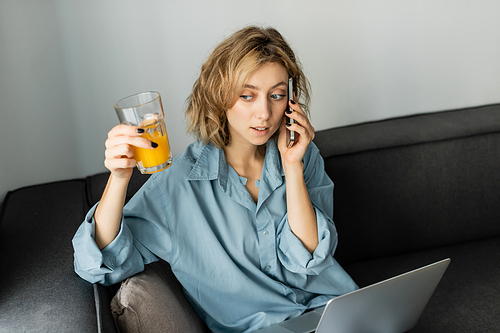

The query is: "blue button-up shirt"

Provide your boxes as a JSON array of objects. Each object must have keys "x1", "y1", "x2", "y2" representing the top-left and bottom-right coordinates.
[{"x1": 72, "y1": 140, "x2": 358, "y2": 332}]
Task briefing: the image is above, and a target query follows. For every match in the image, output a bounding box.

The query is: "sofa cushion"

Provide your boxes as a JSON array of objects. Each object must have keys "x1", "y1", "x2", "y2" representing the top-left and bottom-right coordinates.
[
  {"x1": 111, "y1": 260, "x2": 209, "y2": 333},
  {"x1": 344, "y1": 236, "x2": 500, "y2": 333}
]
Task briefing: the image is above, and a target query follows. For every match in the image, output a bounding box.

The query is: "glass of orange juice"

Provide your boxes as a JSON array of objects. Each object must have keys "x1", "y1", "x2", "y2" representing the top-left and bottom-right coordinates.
[{"x1": 114, "y1": 91, "x2": 172, "y2": 174}]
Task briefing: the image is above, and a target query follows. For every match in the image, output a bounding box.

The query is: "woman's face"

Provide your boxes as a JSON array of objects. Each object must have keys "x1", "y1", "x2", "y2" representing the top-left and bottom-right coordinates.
[{"x1": 226, "y1": 62, "x2": 288, "y2": 148}]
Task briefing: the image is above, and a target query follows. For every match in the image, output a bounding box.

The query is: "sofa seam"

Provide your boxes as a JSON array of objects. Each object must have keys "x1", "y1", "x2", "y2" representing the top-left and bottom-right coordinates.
[
  {"x1": 320, "y1": 130, "x2": 500, "y2": 159},
  {"x1": 93, "y1": 284, "x2": 103, "y2": 333}
]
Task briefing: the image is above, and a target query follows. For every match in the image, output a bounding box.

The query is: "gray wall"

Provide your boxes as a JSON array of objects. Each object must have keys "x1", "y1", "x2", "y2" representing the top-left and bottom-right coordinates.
[{"x1": 1, "y1": 0, "x2": 500, "y2": 203}]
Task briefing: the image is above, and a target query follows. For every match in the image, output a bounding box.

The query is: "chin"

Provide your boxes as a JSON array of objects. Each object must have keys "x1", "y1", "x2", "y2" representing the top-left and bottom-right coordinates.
[
  {"x1": 252, "y1": 132, "x2": 277, "y2": 146},
  {"x1": 250, "y1": 138, "x2": 270, "y2": 146}
]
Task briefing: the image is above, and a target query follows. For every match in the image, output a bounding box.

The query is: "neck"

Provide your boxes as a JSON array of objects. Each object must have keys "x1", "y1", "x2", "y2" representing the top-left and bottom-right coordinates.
[
  {"x1": 223, "y1": 141, "x2": 266, "y2": 173},
  {"x1": 223, "y1": 140, "x2": 267, "y2": 204}
]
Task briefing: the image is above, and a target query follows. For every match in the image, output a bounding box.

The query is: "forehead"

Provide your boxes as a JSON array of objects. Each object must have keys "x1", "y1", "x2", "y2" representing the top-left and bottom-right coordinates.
[{"x1": 244, "y1": 62, "x2": 288, "y2": 88}]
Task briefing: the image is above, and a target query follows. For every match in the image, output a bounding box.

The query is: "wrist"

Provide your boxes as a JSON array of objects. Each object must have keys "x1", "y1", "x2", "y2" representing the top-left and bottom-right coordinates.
[
  {"x1": 110, "y1": 172, "x2": 132, "y2": 187},
  {"x1": 282, "y1": 160, "x2": 304, "y2": 179}
]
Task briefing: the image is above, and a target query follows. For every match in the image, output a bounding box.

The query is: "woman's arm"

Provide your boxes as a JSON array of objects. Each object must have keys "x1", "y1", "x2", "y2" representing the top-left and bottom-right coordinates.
[
  {"x1": 278, "y1": 99, "x2": 318, "y2": 254},
  {"x1": 94, "y1": 124, "x2": 157, "y2": 249},
  {"x1": 94, "y1": 174, "x2": 129, "y2": 249},
  {"x1": 282, "y1": 161, "x2": 318, "y2": 253}
]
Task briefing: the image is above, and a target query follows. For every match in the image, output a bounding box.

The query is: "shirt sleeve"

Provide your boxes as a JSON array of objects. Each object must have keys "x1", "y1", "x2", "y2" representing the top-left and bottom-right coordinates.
[
  {"x1": 72, "y1": 176, "x2": 168, "y2": 286},
  {"x1": 277, "y1": 142, "x2": 337, "y2": 275}
]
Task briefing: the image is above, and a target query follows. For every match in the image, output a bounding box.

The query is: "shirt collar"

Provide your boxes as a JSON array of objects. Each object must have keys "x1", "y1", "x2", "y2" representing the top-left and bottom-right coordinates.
[
  {"x1": 262, "y1": 139, "x2": 285, "y2": 188},
  {"x1": 186, "y1": 143, "x2": 220, "y2": 182},
  {"x1": 186, "y1": 140, "x2": 284, "y2": 191}
]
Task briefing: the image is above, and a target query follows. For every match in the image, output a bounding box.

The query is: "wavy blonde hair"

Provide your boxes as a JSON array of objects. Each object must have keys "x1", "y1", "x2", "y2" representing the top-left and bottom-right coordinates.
[{"x1": 185, "y1": 26, "x2": 311, "y2": 149}]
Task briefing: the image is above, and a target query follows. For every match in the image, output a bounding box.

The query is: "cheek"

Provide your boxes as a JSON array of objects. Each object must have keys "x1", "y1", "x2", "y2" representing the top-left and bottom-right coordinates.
[
  {"x1": 226, "y1": 106, "x2": 248, "y2": 128},
  {"x1": 273, "y1": 102, "x2": 287, "y2": 119}
]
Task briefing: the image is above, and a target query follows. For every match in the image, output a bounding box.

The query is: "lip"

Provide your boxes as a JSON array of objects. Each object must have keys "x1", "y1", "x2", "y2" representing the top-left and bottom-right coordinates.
[{"x1": 251, "y1": 126, "x2": 271, "y2": 136}]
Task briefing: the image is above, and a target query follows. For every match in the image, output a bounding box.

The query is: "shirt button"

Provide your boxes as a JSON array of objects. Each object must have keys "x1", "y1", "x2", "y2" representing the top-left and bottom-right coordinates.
[
  {"x1": 263, "y1": 230, "x2": 269, "y2": 236},
  {"x1": 265, "y1": 265, "x2": 272, "y2": 271}
]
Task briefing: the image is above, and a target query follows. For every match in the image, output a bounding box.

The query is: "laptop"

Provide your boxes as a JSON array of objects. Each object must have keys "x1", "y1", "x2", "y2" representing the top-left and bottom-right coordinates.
[{"x1": 255, "y1": 258, "x2": 450, "y2": 333}]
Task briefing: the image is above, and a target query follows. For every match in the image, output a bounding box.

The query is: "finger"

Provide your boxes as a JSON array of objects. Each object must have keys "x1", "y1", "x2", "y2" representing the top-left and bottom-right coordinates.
[
  {"x1": 285, "y1": 122, "x2": 304, "y2": 137},
  {"x1": 108, "y1": 124, "x2": 144, "y2": 139},
  {"x1": 105, "y1": 135, "x2": 156, "y2": 150},
  {"x1": 105, "y1": 157, "x2": 137, "y2": 171},
  {"x1": 285, "y1": 110, "x2": 311, "y2": 129},
  {"x1": 286, "y1": 121, "x2": 315, "y2": 142},
  {"x1": 105, "y1": 144, "x2": 135, "y2": 160},
  {"x1": 289, "y1": 100, "x2": 311, "y2": 121}
]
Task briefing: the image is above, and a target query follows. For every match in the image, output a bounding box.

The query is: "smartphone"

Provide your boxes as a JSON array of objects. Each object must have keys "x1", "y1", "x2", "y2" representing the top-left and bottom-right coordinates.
[{"x1": 286, "y1": 78, "x2": 296, "y2": 148}]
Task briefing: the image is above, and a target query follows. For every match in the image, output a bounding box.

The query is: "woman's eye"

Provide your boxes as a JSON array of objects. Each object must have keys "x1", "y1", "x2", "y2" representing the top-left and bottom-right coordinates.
[
  {"x1": 240, "y1": 95, "x2": 252, "y2": 101},
  {"x1": 271, "y1": 94, "x2": 285, "y2": 100}
]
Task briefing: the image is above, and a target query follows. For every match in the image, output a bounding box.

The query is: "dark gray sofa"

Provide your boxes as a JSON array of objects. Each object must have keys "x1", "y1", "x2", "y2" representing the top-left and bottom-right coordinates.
[{"x1": 1, "y1": 104, "x2": 499, "y2": 332}]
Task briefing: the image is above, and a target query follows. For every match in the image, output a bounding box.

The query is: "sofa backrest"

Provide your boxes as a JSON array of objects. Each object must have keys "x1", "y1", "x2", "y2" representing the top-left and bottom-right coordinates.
[{"x1": 314, "y1": 104, "x2": 500, "y2": 265}]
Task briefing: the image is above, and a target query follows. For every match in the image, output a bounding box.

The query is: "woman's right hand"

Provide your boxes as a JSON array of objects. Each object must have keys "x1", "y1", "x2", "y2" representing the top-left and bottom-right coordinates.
[
  {"x1": 95, "y1": 124, "x2": 156, "y2": 250},
  {"x1": 104, "y1": 124, "x2": 157, "y2": 180}
]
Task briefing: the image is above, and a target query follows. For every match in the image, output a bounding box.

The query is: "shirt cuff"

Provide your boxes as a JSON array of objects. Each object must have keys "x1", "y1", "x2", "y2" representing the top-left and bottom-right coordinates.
[
  {"x1": 72, "y1": 202, "x2": 136, "y2": 284},
  {"x1": 277, "y1": 207, "x2": 336, "y2": 275}
]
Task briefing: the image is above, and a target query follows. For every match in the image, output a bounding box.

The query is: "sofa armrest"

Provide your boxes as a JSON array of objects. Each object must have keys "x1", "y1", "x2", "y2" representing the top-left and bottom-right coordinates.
[{"x1": 0, "y1": 180, "x2": 110, "y2": 332}]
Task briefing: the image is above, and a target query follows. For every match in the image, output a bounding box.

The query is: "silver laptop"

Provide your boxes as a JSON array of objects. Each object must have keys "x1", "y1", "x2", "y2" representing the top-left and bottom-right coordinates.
[{"x1": 255, "y1": 258, "x2": 450, "y2": 333}]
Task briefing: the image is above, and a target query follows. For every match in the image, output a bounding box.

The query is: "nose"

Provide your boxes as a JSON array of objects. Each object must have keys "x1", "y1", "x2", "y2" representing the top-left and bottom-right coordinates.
[{"x1": 255, "y1": 98, "x2": 271, "y2": 120}]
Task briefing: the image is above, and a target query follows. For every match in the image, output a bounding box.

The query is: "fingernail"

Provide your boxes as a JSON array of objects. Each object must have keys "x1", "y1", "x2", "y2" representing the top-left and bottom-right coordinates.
[
  {"x1": 136, "y1": 128, "x2": 144, "y2": 133},
  {"x1": 285, "y1": 123, "x2": 291, "y2": 127},
  {"x1": 290, "y1": 99, "x2": 296, "y2": 105},
  {"x1": 151, "y1": 141, "x2": 158, "y2": 148},
  {"x1": 285, "y1": 110, "x2": 292, "y2": 114}
]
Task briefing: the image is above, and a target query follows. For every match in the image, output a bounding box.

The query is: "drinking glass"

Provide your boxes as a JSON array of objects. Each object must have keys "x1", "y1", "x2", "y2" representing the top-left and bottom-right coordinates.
[{"x1": 114, "y1": 91, "x2": 172, "y2": 174}]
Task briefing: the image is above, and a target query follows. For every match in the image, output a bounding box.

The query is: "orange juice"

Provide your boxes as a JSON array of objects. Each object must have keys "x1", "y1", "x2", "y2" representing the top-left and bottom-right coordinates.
[{"x1": 133, "y1": 120, "x2": 172, "y2": 173}]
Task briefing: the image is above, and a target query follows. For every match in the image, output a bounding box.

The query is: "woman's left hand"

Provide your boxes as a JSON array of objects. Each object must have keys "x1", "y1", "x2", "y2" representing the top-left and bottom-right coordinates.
[
  {"x1": 278, "y1": 97, "x2": 315, "y2": 167},
  {"x1": 277, "y1": 97, "x2": 319, "y2": 253}
]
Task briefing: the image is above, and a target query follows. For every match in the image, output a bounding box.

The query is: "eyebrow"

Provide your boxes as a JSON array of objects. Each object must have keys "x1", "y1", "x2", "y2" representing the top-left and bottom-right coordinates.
[{"x1": 244, "y1": 81, "x2": 287, "y2": 90}]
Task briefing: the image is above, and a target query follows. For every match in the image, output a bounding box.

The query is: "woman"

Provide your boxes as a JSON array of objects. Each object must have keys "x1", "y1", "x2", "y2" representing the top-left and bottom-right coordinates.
[{"x1": 73, "y1": 26, "x2": 358, "y2": 332}]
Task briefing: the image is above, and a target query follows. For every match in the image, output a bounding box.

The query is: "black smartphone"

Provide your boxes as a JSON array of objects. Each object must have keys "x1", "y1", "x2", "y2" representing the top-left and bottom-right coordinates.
[{"x1": 286, "y1": 78, "x2": 296, "y2": 148}]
